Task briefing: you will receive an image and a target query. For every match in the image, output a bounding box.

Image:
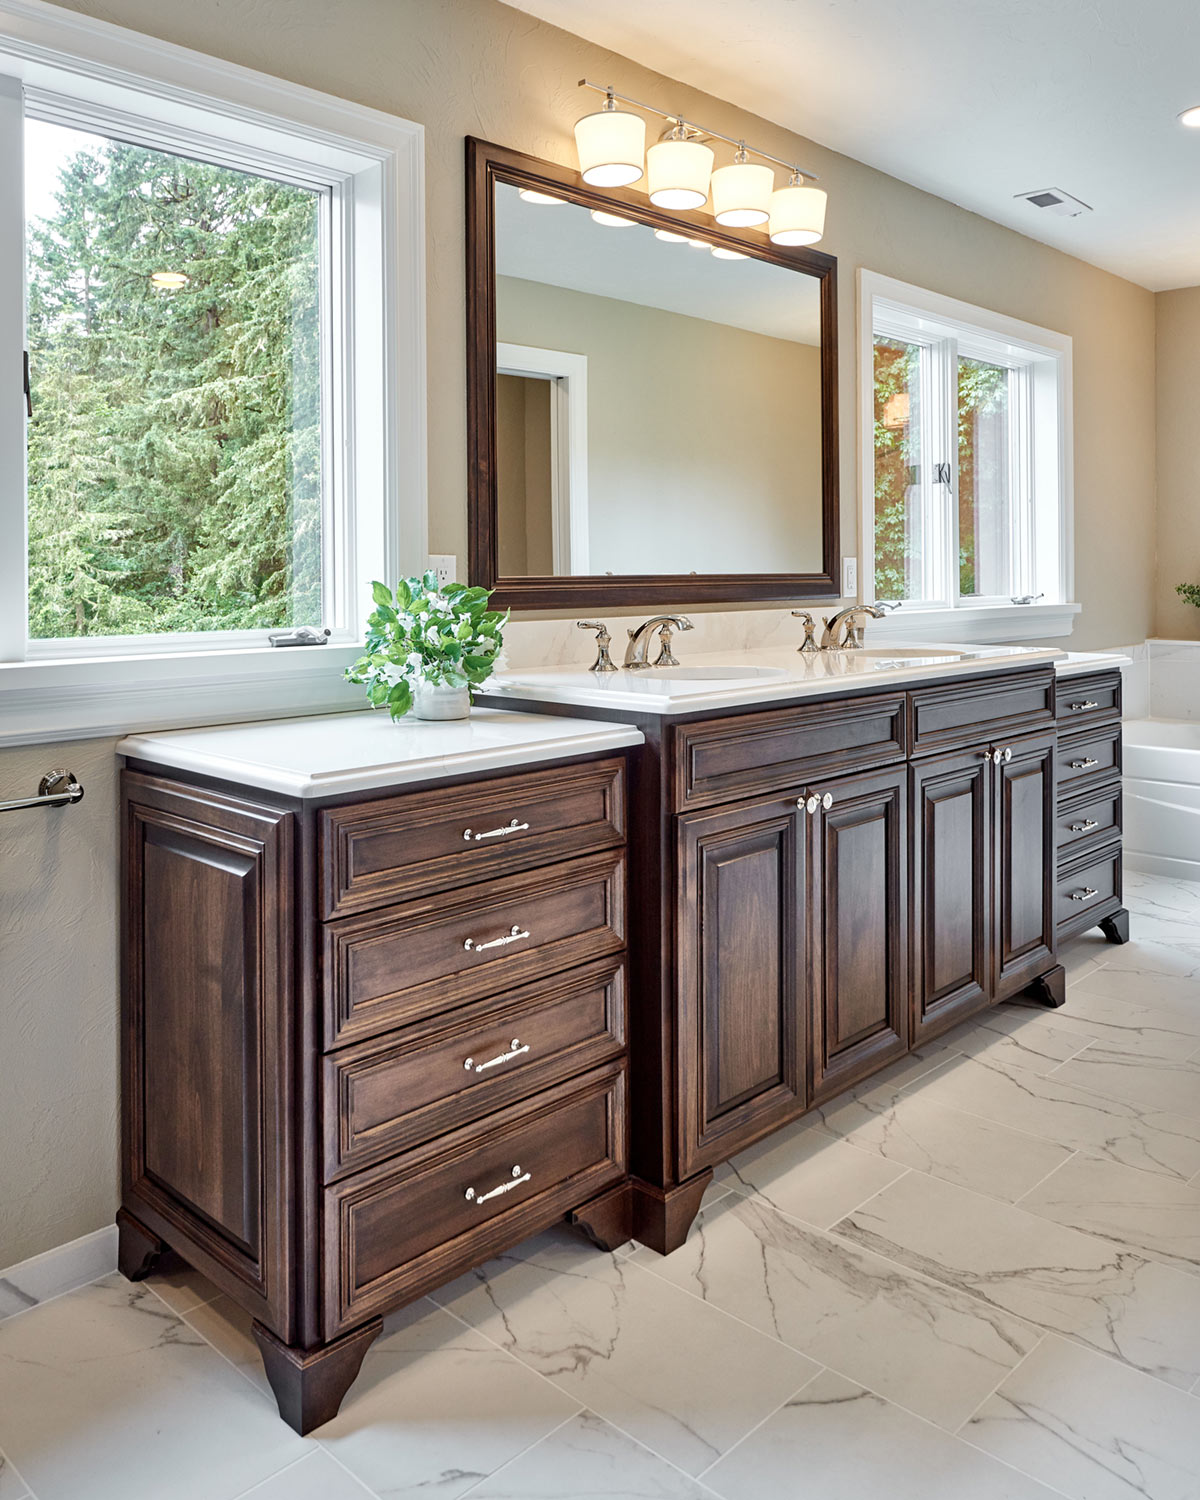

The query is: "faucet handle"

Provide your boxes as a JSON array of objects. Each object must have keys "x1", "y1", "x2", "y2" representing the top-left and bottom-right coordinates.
[
  {"x1": 791, "y1": 610, "x2": 819, "y2": 653},
  {"x1": 653, "y1": 619, "x2": 686, "y2": 667},
  {"x1": 577, "y1": 620, "x2": 617, "y2": 673}
]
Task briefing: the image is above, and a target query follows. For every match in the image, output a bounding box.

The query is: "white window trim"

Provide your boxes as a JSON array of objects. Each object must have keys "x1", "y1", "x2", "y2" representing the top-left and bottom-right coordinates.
[
  {"x1": 0, "y1": 0, "x2": 426, "y2": 745},
  {"x1": 857, "y1": 269, "x2": 1076, "y2": 644}
]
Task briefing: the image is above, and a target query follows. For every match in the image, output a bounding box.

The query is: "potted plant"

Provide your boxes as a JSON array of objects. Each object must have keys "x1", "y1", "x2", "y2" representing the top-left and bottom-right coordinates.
[{"x1": 345, "y1": 574, "x2": 508, "y2": 721}]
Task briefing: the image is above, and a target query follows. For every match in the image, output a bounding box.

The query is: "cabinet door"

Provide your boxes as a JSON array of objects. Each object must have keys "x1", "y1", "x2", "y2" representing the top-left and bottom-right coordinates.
[
  {"x1": 809, "y1": 765, "x2": 909, "y2": 1100},
  {"x1": 910, "y1": 747, "x2": 991, "y2": 1043},
  {"x1": 676, "y1": 797, "x2": 806, "y2": 1178},
  {"x1": 994, "y1": 730, "x2": 1057, "y2": 999}
]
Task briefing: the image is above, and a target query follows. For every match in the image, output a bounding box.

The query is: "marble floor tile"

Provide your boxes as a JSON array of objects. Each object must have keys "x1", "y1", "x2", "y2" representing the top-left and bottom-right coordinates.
[
  {"x1": 1017, "y1": 1153, "x2": 1200, "y2": 1278},
  {"x1": 0, "y1": 1449, "x2": 30, "y2": 1500},
  {"x1": 630, "y1": 1191, "x2": 1039, "y2": 1431},
  {"x1": 1063, "y1": 939, "x2": 1200, "y2": 1017},
  {"x1": 181, "y1": 1292, "x2": 272, "y2": 1398},
  {"x1": 235, "y1": 1451, "x2": 377, "y2": 1499},
  {"x1": 316, "y1": 1299, "x2": 579, "y2": 1500},
  {"x1": 703, "y1": 1369, "x2": 1060, "y2": 1500},
  {"x1": 468, "y1": 1410, "x2": 717, "y2": 1498},
  {"x1": 1126, "y1": 871, "x2": 1200, "y2": 922},
  {"x1": 0, "y1": 1224, "x2": 115, "y2": 1323},
  {"x1": 716, "y1": 1118, "x2": 910, "y2": 1228},
  {"x1": 431, "y1": 1228, "x2": 818, "y2": 1477},
  {"x1": 942, "y1": 1013, "x2": 1093, "y2": 1073},
  {"x1": 1060, "y1": 934, "x2": 1110, "y2": 986},
  {"x1": 142, "y1": 1249, "x2": 224, "y2": 1316},
  {"x1": 1002, "y1": 984, "x2": 1200, "y2": 1059},
  {"x1": 0, "y1": 1275, "x2": 309, "y2": 1500},
  {"x1": 1046, "y1": 1048, "x2": 1200, "y2": 1121},
  {"x1": 964, "y1": 1334, "x2": 1200, "y2": 1500},
  {"x1": 835, "y1": 1170, "x2": 1200, "y2": 1389},
  {"x1": 896, "y1": 1051, "x2": 1200, "y2": 1179}
]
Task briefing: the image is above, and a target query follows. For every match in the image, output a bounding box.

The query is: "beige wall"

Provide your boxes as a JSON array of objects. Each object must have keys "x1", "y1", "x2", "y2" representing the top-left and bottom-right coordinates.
[
  {"x1": 0, "y1": 0, "x2": 1161, "y2": 1266},
  {"x1": 1155, "y1": 288, "x2": 1200, "y2": 641}
]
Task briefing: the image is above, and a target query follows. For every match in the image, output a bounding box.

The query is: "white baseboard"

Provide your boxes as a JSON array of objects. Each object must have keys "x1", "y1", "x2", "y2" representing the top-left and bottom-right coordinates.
[
  {"x1": 1125, "y1": 850, "x2": 1200, "y2": 882},
  {"x1": 0, "y1": 1224, "x2": 117, "y2": 1322}
]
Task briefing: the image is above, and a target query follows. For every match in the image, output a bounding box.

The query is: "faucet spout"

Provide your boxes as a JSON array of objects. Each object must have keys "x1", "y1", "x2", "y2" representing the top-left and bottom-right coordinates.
[
  {"x1": 624, "y1": 614, "x2": 694, "y2": 669},
  {"x1": 820, "y1": 603, "x2": 887, "y2": 651}
]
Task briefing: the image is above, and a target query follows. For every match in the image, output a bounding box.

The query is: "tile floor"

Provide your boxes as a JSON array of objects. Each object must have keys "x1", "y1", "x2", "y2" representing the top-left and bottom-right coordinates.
[{"x1": 3, "y1": 870, "x2": 1200, "y2": 1499}]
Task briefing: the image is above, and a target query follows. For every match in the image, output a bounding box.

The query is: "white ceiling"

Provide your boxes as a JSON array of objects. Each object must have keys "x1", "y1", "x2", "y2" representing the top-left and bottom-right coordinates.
[{"x1": 503, "y1": 0, "x2": 1200, "y2": 291}]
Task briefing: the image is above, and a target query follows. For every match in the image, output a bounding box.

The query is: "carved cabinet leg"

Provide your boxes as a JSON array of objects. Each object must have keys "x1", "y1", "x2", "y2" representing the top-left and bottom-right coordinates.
[
  {"x1": 252, "y1": 1318, "x2": 382, "y2": 1435},
  {"x1": 571, "y1": 1182, "x2": 634, "y2": 1252},
  {"x1": 116, "y1": 1208, "x2": 165, "y2": 1282},
  {"x1": 630, "y1": 1171, "x2": 713, "y2": 1256},
  {"x1": 1023, "y1": 964, "x2": 1066, "y2": 1009},
  {"x1": 1100, "y1": 907, "x2": 1130, "y2": 944}
]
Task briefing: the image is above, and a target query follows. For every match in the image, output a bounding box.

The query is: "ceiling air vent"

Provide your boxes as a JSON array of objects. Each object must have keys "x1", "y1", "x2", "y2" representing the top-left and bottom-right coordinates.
[{"x1": 1014, "y1": 187, "x2": 1092, "y2": 217}]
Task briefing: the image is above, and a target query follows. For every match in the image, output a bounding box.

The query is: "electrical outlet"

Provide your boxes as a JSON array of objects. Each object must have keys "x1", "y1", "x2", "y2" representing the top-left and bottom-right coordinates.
[
  {"x1": 428, "y1": 554, "x2": 456, "y2": 587},
  {"x1": 842, "y1": 556, "x2": 857, "y2": 597}
]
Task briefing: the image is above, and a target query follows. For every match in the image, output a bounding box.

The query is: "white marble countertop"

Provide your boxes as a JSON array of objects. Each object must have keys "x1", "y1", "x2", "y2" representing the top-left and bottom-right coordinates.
[
  {"x1": 118, "y1": 708, "x2": 643, "y2": 797},
  {"x1": 1053, "y1": 650, "x2": 1133, "y2": 678},
  {"x1": 484, "y1": 643, "x2": 1066, "y2": 717}
]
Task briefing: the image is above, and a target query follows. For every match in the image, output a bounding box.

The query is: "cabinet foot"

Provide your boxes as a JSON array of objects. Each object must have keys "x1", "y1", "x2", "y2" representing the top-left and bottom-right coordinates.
[
  {"x1": 571, "y1": 1182, "x2": 634, "y2": 1252},
  {"x1": 630, "y1": 1171, "x2": 713, "y2": 1256},
  {"x1": 1100, "y1": 907, "x2": 1130, "y2": 944},
  {"x1": 252, "y1": 1318, "x2": 383, "y2": 1435},
  {"x1": 116, "y1": 1208, "x2": 166, "y2": 1282},
  {"x1": 1023, "y1": 964, "x2": 1066, "y2": 1009}
]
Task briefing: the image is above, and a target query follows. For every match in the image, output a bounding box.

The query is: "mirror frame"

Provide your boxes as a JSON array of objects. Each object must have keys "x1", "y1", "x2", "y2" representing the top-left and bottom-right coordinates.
[{"x1": 466, "y1": 136, "x2": 840, "y2": 610}]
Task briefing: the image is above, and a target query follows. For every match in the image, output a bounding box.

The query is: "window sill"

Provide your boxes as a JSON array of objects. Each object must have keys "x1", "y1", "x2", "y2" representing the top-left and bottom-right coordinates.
[
  {"x1": 864, "y1": 601, "x2": 1081, "y2": 646},
  {"x1": 0, "y1": 643, "x2": 367, "y2": 747}
]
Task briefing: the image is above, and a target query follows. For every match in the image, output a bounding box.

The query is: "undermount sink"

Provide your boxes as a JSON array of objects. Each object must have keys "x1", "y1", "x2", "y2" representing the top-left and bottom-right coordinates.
[{"x1": 648, "y1": 664, "x2": 788, "y2": 681}]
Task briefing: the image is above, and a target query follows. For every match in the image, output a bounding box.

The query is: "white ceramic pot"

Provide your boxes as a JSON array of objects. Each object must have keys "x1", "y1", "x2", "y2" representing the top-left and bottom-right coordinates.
[{"x1": 412, "y1": 682, "x2": 470, "y2": 721}]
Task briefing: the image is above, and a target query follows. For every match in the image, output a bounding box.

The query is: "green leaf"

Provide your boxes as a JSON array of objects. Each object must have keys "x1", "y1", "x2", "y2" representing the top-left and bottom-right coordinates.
[
  {"x1": 371, "y1": 580, "x2": 393, "y2": 609},
  {"x1": 394, "y1": 578, "x2": 412, "y2": 609},
  {"x1": 386, "y1": 680, "x2": 412, "y2": 718}
]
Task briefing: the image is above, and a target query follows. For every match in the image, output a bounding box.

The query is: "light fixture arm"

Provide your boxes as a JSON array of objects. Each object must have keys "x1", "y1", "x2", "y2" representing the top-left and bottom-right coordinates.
[{"x1": 577, "y1": 78, "x2": 820, "y2": 183}]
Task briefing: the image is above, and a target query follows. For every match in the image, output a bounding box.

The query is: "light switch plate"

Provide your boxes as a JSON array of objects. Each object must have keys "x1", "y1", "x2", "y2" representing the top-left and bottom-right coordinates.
[
  {"x1": 428, "y1": 554, "x2": 457, "y2": 587},
  {"x1": 842, "y1": 556, "x2": 857, "y2": 597}
]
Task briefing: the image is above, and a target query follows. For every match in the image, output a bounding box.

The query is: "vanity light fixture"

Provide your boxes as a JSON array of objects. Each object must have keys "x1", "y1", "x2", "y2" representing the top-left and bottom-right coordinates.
[
  {"x1": 518, "y1": 187, "x2": 565, "y2": 204},
  {"x1": 654, "y1": 227, "x2": 691, "y2": 242},
  {"x1": 711, "y1": 245, "x2": 748, "y2": 260},
  {"x1": 574, "y1": 87, "x2": 646, "y2": 186},
  {"x1": 768, "y1": 171, "x2": 828, "y2": 246},
  {"x1": 1180, "y1": 104, "x2": 1200, "y2": 126},
  {"x1": 590, "y1": 209, "x2": 637, "y2": 227},
  {"x1": 711, "y1": 144, "x2": 774, "y2": 226},
  {"x1": 647, "y1": 123, "x2": 714, "y2": 209},
  {"x1": 687, "y1": 237, "x2": 709, "y2": 248}
]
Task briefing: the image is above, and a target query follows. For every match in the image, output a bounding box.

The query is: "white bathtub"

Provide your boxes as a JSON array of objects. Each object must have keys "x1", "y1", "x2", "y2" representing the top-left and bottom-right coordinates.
[{"x1": 1123, "y1": 718, "x2": 1200, "y2": 879}]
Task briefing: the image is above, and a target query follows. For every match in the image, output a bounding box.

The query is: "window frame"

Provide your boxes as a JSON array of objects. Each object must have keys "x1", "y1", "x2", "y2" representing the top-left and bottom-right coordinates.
[
  {"x1": 0, "y1": 0, "x2": 426, "y2": 742},
  {"x1": 858, "y1": 269, "x2": 1076, "y2": 643}
]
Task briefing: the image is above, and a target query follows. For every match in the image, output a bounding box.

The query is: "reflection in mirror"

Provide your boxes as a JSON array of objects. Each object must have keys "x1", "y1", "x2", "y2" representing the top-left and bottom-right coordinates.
[{"x1": 494, "y1": 181, "x2": 824, "y2": 578}]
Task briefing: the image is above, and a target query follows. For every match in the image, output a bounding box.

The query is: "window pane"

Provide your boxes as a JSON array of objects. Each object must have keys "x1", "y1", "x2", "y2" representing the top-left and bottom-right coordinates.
[
  {"x1": 957, "y1": 357, "x2": 1012, "y2": 598},
  {"x1": 25, "y1": 119, "x2": 322, "y2": 639},
  {"x1": 872, "y1": 335, "x2": 923, "y2": 601}
]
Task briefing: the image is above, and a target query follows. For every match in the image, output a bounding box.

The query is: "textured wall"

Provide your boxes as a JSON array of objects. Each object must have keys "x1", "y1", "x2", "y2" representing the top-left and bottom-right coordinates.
[
  {"x1": 1155, "y1": 288, "x2": 1200, "y2": 641},
  {"x1": 1, "y1": 0, "x2": 1159, "y2": 1266}
]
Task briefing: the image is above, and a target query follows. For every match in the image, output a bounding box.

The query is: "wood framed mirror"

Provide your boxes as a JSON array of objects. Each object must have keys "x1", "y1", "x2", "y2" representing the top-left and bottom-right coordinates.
[{"x1": 466, "y1": 137, "x2": 839, "y2": 611}]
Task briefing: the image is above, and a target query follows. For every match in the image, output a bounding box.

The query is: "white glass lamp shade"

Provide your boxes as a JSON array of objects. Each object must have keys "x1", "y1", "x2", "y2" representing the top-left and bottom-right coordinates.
[
  {"x1": 647, "y1": 137, "x2": 714, "y2": 209},
  {"x1": 591, "y1": 209, "x2": 636, "y2": 227},
  {"x1": 768, "y1": 182, "x2": 828, "y2": 246},
  {"x1": 654, "y1": 228, "x2": 690, "y2": 243},
  {"x1": 574, "y1": 107, "x2": 645, "y2": 187},
  {"x1": 710, "y1": 246, "x2": 747, "y2": 260},
  {"x1": 518, "y1": 187, "x2": 565, "y2": 204},
  {"x1": 711, "y1": 160, "x2": 774, "y2": 226}
]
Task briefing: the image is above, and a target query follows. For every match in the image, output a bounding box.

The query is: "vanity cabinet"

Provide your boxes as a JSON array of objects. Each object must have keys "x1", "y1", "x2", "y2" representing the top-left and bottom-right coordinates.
[{"x1": 1054, "y1": 668, "x2": 1129, "y2": 944}]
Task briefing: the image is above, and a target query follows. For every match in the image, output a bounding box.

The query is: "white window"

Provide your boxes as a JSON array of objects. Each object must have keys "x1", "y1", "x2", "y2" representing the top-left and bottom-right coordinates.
[
  {"x1": 858, "y1": 271, "x2": 1076, "y2": 641},
  {"x1": 0, "y1": 0, "x2": 425, "y2": 741}
]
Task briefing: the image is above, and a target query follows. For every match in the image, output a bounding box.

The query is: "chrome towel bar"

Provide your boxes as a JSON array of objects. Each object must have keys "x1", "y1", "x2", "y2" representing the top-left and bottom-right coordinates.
[{"x1": 0, "y1": 768, "x2": 84, "y2": 814}]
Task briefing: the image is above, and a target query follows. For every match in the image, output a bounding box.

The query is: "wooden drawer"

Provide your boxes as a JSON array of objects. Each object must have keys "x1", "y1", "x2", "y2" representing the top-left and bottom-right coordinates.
[
  {"x1": 322, "y1": 957, "x2": 625, "y2": 1178},
  {"x1": 322, "y1": 1062, "x2": 626, "y2": 1335},
  {"x1": 319, "y1": 757, "x2": 625, "y2": 919},
  {"x1": 323, "y1": 849, "x2": 625, "y2": 1048},
  {"x1": 1055, "y1": 670, "x2": 1121, "y2": 729},
  {"x1": 673, "y1": 693, "x2": 906, "y2": 809},
  {"x1": 1057, "y1": 842, "x2": 1122, "y2": 939},
  {"x1": 909, "y1": 668, "x2": 1054, "y2": 759},
  {"x1": 1057, "y1": 724, "x2": 1121, "y2": 793},
  {"x1": 1056, "y1": 778, "x2": 1122, "y2": 859}
]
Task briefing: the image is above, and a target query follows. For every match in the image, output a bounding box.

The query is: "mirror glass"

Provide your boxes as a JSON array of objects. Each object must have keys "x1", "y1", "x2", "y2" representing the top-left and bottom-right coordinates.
[{"x1": 493, "y1": 181, "x2": 824, "y2": 578}]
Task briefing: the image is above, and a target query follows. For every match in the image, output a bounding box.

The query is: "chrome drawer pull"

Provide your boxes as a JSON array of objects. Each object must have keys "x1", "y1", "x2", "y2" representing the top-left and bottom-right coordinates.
[
  {"x1": 464, "y1": 1038, "x2": 530, "y2": 1074},
  {"x1": 1069, "y1": 818, "x2": 1100, "y2": 833},
  {"x1": 463, "y1": 818, "x2": 530, "y2": 843},
  {"x1": 1070, "y1": 757, "x2": 1100, "y2": 770},
  {"x1": 1068, "y1": 700, "x2": 1099, "y2": 712},
  {"x1": 464, "y1": 924, "x2": 530, "y2": 954},
  {"x1": 1069, "y1": 886, "x2": 1100, "y2": 902},
  {"x1": 465, "y1": 1164, "x2": 531, "y2": 1204}
]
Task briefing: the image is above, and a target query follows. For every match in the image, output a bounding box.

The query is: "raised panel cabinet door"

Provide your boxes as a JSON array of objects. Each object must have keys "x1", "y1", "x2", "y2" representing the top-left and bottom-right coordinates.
[
  {"x1": 809, "y1": 765, "x2": 909, "y2": 1099},
  {"x1": 676, "y1": 796, "x2": 806, "y2": 1178},
  {"x1": 994, "y1": 730, "x2": 1057, "y2": 999},
  {"x1": 910, "y1": 747, "x2": 991, "y2": 1043}
]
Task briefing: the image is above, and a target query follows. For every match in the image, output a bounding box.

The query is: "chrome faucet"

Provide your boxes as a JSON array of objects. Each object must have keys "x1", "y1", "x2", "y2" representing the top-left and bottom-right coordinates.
[
  {"x1": 624, "y1": 614, "x2": 694, "y2": 669},
  {"x1": 820, "y1": 601, "x2": 898, "y2": 650},
  {"x1": 577, "y1": 620, "x2": 617, "y2": 673},
  {"x1": 791, "y1": 610, "x2": 820, "y2": 653}
]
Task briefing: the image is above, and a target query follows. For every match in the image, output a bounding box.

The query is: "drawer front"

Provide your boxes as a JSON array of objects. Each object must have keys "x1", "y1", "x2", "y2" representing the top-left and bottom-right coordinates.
[
  {"x1": 323, "y1": 1063, "x2": 626, "y2": 1335},
  {"x1": 1056, "y1": 779, "x2": 1122, "y2": 858},
  {"x1": 323, "y1": 850, "x2": 625, "y2": 1048},
  {"x1": 909, "y1": 669, "x2": 1055, "y2": 758},
  {"x1": 323, "y1": 957, "x2": 625, "y2": 1178},
  {"x1": 1057, "y1": 843, "x2": 1122, "y2": 939},
  {"x1": 1057, "y1": 724, "x2": 1121, "y2": 792},
  {"x1": 320, "y1": 757, "x2": 626, "y2": 919},
  {"x1": 1055, "y1": 670, "x2": 1121, "y2": 729},
  {"x1": 674, "y1": 694, "x2": 906, "y2": 810}
]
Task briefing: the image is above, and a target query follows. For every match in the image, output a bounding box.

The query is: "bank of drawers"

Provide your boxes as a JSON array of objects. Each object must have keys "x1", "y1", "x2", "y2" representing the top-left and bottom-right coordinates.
[
  {"x1": 1054, "y1": 671, "x2": 1123, "y2": 940},
  {"x1": 316, "y1": 756, "x2": 629, "y2": 1337}
]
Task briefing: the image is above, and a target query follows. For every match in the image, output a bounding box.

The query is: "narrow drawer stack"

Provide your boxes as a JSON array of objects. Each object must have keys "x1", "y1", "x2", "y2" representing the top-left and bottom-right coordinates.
[
  {"x1": 316, "y1": 757, "x2": 629, "y2": 1338},
  {"x1": 1054, "y1": 670, "x2": 1124, "y2": 940}
]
